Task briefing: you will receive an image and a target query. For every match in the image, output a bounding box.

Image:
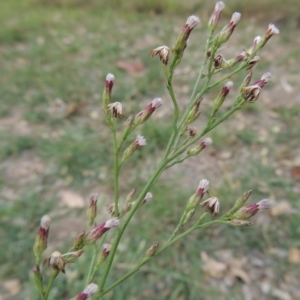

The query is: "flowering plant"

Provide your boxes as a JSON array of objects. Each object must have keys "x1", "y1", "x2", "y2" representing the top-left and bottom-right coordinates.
[{"x1": 32, "y1": 2, "x2": 279, "y2": 299}]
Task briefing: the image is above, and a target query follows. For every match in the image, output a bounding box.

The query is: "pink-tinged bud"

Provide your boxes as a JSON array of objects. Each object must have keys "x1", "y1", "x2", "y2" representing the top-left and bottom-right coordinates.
[
  {"x1": 72, "y1": 231, "x2": 85, "y2": 251},
  {"x1": 186, "y1": 98, "x2": 202, "y2": 125},
  {"x1": 173, "y1": 15, "x2": 200, "y2": 57},
  {"x1": 146, "y1": 241, "x2": 159, "y2": 257},
  {"x1": 246, "y1": 55, "x2": 260, "y2": 70},
  {"x1": 142, "y1": 192, "x2": 153, "y2": 205},
  {"x1": 252, "y1": 72, "x2": 272, "y2": 88},
  {"x1": 241, "y1": 84, "x2": 261, "y2": 103},
  {"x1": 102, "y1": 73, "x2": 115, "y2": 110},
  {"x1": 228, "y1": 219, "x2": 253, "y2": 227},
  {"x1": 150, "y1": 46, "x2": 171, "y2": 65},
  {"x1": 125, "y1": 187, "x2": 137, "y2": 203},
  {"x1": 258, "y1": 24, "x2": 280, "y2": 49},
  {"x1": 75, "y1": 283, "x2": 99, "y2": 300},
  {"x1": 134, "y1": 98, "x2": 163, "y2": 125},
  {"x1": 87, "y1": 193, "x2": 98, "y2": 226},
  {"x1": 121, "y1": 135, "x2": 147, "y2": 162},
  {"x1": 208, "y1": 1, "x2": 225, "y2": 32},
  {"x1": 125, "y1": 114, "x2": 134, "y2": 128},
  {"x1": 95, "y1": 244, "x2": 112, "y2": 267},
  {"x1": 200, "y1": 197, "x2": 220, "y2": 216},
  {"x1": 107, "y1": 102, "x2": 124, "y2": 118},
  {"x1": 197, "y1": 179, "x2": 209, "y2": 196},
  {"x1": 187, "y1": 137, "x2": 212, "y2": 156},
  {"x1": 33, "y1": 215, "x2": 51, "y2": 260},
  {"x1": 211, "y1": 81, "x2": 233, "y2": 115},
  {"x1": 248, "y1": 36, "x2": 262, "y2": 54},
  {"x1": 85, "y1": 218, "x2": 119, "y2": 244},
  {"x1": 224, "y1": 51, "x2": 247, "y2": 69},
  {"x1": 217, "y1": 12, "x2": 241, "y2": 45},
  {"x1": 232, "y1": 199, "x2": 269, "y2": 220}
]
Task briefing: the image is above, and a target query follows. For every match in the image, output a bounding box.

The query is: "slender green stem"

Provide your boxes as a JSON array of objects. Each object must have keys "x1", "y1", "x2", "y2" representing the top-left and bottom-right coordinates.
[
  {"x1": 85, "y1": 244, "x2": 98, "y2": 285},
  {"x1": 98, "y1": 219, "x2": 220, "y2": 297},
  {"x1": 43, "y1": 270, "x2": 58, "y2": 300},
  {"x1": 111, "y1": 120, "x2": 119, "y2": 217}
]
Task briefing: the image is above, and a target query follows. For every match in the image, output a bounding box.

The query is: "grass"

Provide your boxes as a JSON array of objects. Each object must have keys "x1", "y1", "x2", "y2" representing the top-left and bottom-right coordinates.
[{"x1": 1, "y1": 0, "x2": 300, "y2": 299}]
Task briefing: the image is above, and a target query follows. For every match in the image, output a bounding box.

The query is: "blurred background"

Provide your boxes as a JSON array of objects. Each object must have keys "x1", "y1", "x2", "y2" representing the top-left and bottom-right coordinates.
[{"x1": 1, "y1": 0, "x2": 300, "y2": 299}]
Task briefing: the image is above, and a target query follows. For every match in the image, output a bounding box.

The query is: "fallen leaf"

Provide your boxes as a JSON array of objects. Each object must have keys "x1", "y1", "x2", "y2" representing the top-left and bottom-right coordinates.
[
  {"x1": 60, "y1": 190, "x2": 85, "y2": 208},
  {"x1": 271, "y1": 201, "x2": 293, "y2": 216},
  {"x1": 288, "y1": 247, "x2": 300, "y2": 264},
  {"x1": 117, "y1": 60, "x2": 145, "y2": 74}
]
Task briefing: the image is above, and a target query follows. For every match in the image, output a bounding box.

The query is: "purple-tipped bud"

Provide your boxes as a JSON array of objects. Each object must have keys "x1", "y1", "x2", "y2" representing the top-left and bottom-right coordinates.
[
  {"x1": 142, "y1": 192, "x2": 153, "y2": 205},
  {"x1": 134, "y1": 98, "x2": 163, "y2": 125},
  {"x1": 211, "y1": 81, "x2": 233, "y2": 115},
  {"x1": 258, "y1": 24, "x2": 280, "y2": 49},
  {"x1": 75, "y1": 283, "x2": 99, "y2": 300},
  {"x1": 87, "y1": 193, "x2": 98, "y2": 226},
  {"x1": 150, "y1": 46, "x2": 171, "y2": 65},
  {"x1": 107, "y1": 102, "x2": 124, "y2": 118},
  {"x1": 217, "y1": 12, "x2": 241, "y2": 45},
  {"x1": 197, "y1": 179, "x2": 209, "y2": 196},
  {"x1": 186, "y1": 98, "x2": 202, "y2": 125},
  {"x1": 208, "y1": 1, "x2": 225, "y2": 32},
  {"x1": 224, "y1": 51, "x2": 247, "y2": 69},
  {"x1": 85, "y1": 218, "x2": 119, "y2": 244},
  {"x1": 252, "y1": 72, "x2": 272, "y2": 88},
  {"x1": 96, "y1": 243, "x2": 112, "y2": 267},
  {"x1": 72, "y1": 231, "x2": 85, "y2": 251},
  {"x1": 33, "y1": 215, "x2": 51, "y2": 260},
  {"x1": 125, "y1": 187, "x2": 137, "y2": 203},
  {"x1": 173, "y1": 15, "x2": 200, "y2": 57},
  {"x1": 246, "y1": 55, "x2": 260, "y2": 70},
  {"x1": 146, "y1": 241, "x2": 159, "y2": 257},
  {"x1": 248, "y1": 36, "x2": 262, "y2": 54},
  {"x1": 102, "y1": 73, "x2": 115, "y2": 110},
  {"x1": 121, "y1": 135, "x2": 147, "y2": 162},
  {"x1": 187, "y1": 137, "x2": 212, "y2": 156},
  {"x1": 232, "y1": 199, "x2": 269, "y2": 220},
  {"x1": 200, "y1": 197, "x2": 220, "y2": 216}
]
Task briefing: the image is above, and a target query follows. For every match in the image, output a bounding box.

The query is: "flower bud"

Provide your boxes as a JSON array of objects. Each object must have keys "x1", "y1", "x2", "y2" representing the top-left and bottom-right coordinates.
[
  {"x1": 121, "y1": 135, "x2": 147, "y2": 162},
  {"x1": 208, "y1": 1, "x2": 225, "y2": 32},
  {"x1": 217, "y1": 12, "x2": 241, "y2": 45},
  {"x1": 72, "y1": 231, "x2": 85, "y2": 251},
  {"x1": 102, "y1": 73, "x2": 115, "y2": 110},
  {"x1": 134, "y1": 98, "x2": 163, "y2": 125},
  {"x1": 125, "y1": 114, "x2": 134, "y2": 129},
  {"x1": 96, "y1": 244, "x2": 112, "y2": 266},
  {"x1": 125, "y1": 187, "x2": 137, "y2": 203},
  {"x1": 225, "y1": 51, "x2": 247, "y2": 69},
  {"x1": 234, "y1": 190, "x2": 252, "y2": 208},
  {"x1": 240, "y1": 71, "x2": 253, "y2": 89},
  {"x1": 200, "y1": 197, "x2": 220, "y2": 216},
  {"x1": 258, "y1": 24, "x2": 280, "y2": 49},
  {"x1": 211, "y1": 81, "x2": 233, "y2": 115},
  {"x1": 173, "y1": 15, "x2": 200, "y2": 57},
  {"x1": 232, "y1": 199, "x2": 269, "y2": 220},
  {"x1": 146, "y1": 241, "x2": 159, "y2": 257},
  {"x1": 150, "y1": 46, "x2": 171, "y2": 65},
  {"x1": 186, "y1": 98, "x2": 202, "y2": 125},
  {"x1": 252, "y1": 72, "x2": 272, "y2": 88},
  {"x1": 214, "y1": 54, "x2": 224, "y2": 69},
  {"x1": 107, "y1": 102, "x2": 124, "y2": 118},
  {"x1": 87, "y1": 193, "x2": 98, "y2": 226},
  {"x1": 187, "y1": 137, "x2": 212, "y2": 156},
  {"x1": 182, "y1": 208, "x2": 195, "y2": 225},
  {"x1": 33, "y1": 215, "x2": 51, "y2": 260},
  {"x1": 85, "y1": 218, "x2": 119, "y2": 244},
  {"x1": 141, "y1": 192, "x2": 153, "y2": 205},
  {"x1": 241, "y1": 84, "x2": 261, "y2": 103},
  {"x1": 186, "y1": 179, "x2": 209, "y2": 210},
  {"x1": 247, "y1": 36, "x2": 262, "y2": 54},
  {"x1": 246, "y1": 55, "x2": 260, "y2": 70},
  {"x1": 74, "y1": 283, "x2": 99, "y2": 300},
  {"x1": 45, "y1": 251, "x2": 66, "y2": 273}
]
